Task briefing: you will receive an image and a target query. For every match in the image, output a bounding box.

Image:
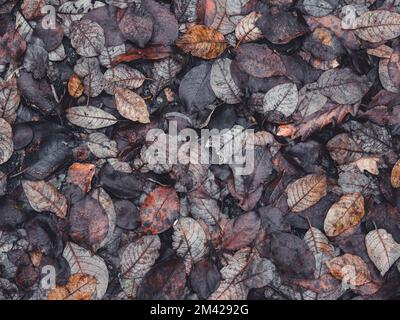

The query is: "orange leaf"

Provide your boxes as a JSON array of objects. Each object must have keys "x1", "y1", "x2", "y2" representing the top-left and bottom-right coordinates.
[
  {"x1": 68, "y1": 73, "x2": 84, "y2": 98},
  {"x1": 140, "y1": 186, "x2": 180, "y2": 234},
  {"x1": 176, "y1": 25, "x2": 227, "y2": 59},
  {"x1": 66, "y1": 163, "x2": 96, "y2": 193}
]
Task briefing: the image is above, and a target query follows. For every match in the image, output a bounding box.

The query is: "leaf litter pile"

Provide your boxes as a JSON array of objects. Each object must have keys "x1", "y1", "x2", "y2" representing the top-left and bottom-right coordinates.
[{"x1": 1, "y1": 0, "x2": 400, "y2": 301}]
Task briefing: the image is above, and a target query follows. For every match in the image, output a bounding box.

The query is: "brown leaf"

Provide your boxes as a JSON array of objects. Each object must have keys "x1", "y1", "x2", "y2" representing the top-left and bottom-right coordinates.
[
  {"x1": 176, "y1": 25, "x2": 227, "y2": 60},
  {"x1": 391, "y1": 159, "x2": 400, "y2": 188},
  {"x1": 22, "y1": 180, "x2": 68, "y2": 219},
  {"x1": 277, "y1": 104, "x2": 357, "y2": 140},
  {"x1": 326, "y1": 253, "x2": 372, "y2": 287},
  {"x1": 66, "y1": 163, "x2": 96, "y2": 193},
  {"x1": 48, "y1": 273, "x2": 96, "y2": 300},
  {"x1": 68, "y1": 194, "x2": 109, "y2": 249},
  {"x1": 324, "y1": 193, "x2": 365, "y2": 237},
  {"x1": 112, "y1": 45, "x2": 172, "y2": 65},
  {"x1": 286, "y1": 174, "x2": 327, "y2": 213},
  {"x1": 140, "y1": 186, "x2": 180, "y2": 234},
  {"x1": 68, "y1": 73, "x2": 84, "y2": 98},
  {"x1": 114, "y1": 88, "x2": 150, "y2": 123}
]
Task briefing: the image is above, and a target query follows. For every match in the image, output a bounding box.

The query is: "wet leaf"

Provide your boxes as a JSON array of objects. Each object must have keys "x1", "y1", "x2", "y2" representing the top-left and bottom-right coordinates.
[
  {"x1": 262, "y1": 83, "x2": 298, "y2": 117},
  {"x1": 222, "y1": 211, "x2": 261, "y2": 251},
  {"x1": 326, "y1": 254, "x2": 371, "y2": 287},
  {"x1": 66, "y1": 163, "x2": 96, "y2": 193},
  {"x1": 324, "y1": 193, "x2": 365, "y2": 237},
  {"x1": 179, "y1": 62, "x2": 216, "y2": 110},
  {"x1": 69, "y1": 19, "x2": 105, "y2": 57},
  {"x1": 315, "y1": 68, "x2": 371, "y2": 104},
  {"x1": 66, "y1": 106, "x2": 118, "y2": 129},
  {"x1": 235, "y1": 43, "x2": 286, "y2": 78},
  {"x1": 22, "y1": 180, "x2": 68, "y2": 219},
  {"x1": 120, "y1": 235, "x2": 161, "y2": 298},
  {"x1": 0, "y1": 76, "x2": 20, "y2": 122},
  {"x1": 140, "y1": 186, "x2": 180, "y2": 234},
  {"x1": 391, "y1": 160, "x2": 400, "y2": 188},
  {"x1": 68, "y1": 73, "x2": 84, "y2": 98},
  {"x1": 286, "y1": 174, "x2": 327, "y2": 213},
  {"x1": 365, "y1": 229, "x2": 400, "y2": 276},
  {"x1": 48, "y1": 273, "x2": 97, "y2": 300},
  {"x1": 137, "y1": 257, "x2": 186, "y2": 300},
  {"x1": 63, "y1": 242, "x2": 109, "y2": 299},
  {"x1": 172, "y1": 217, "x2": 207, "y2": 273},
  {"x1": 103, "y1": 65, "x2": 146, "y2": 95},
  {"x1": 353, "y1": 10, "x2": 400, "y2": 43},
  {"x1": 68, "y1": 193, "x2": 109, "y2": 249},
  {"x1": 86, "y1": 132, "x2": 118, "y2": 159},
  {"x1": 176, "y1": 25, "x2": 227, "y2": 59},
  {"x1": 0, "y1": 118, "x2": 13, "y2": 165},
  {"x1": 114, "y1": 88, "x2": 150, "y2": 124},
  {"x1": 256, "y1": 11, "x2": 309, "y2": 44},
  {"x1": 235, "y1": 12, "x2": 263, "y2": 43},
  {"x1": 210, "y1": 58, "x2": 243, "y2": 104},
  {"x1": 303, "y1": 0, "x2": 336, "y2": 17}
]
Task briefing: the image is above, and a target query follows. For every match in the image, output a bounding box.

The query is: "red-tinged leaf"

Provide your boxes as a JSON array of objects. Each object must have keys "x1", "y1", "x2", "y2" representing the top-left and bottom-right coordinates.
[
  {"x1": 222, "y1": 211, "x2": 261, "y2": 251},
  {"x1": 277, "y1": 104, "x2": 358, "y2": 140},
  {"x1": 140, "y1": 186, "x2": 180, "y2": 234},
  {"x1": 112, "y1": 45, "x2": 172, "y2": 65}
]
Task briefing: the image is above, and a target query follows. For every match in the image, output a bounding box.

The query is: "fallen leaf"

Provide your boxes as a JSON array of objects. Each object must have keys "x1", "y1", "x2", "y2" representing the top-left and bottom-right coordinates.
[
  {"x1": 286, "y1": 174, "x2": 327, "y2": 213},
  {"x1": 66, "y1": 106, "x2": 117, "y2": 129},
  {"x1": 48, "y1": 273, "x2": 96, "y2": 300},
  {"x1": 63, "y1": 242, "x2": 109, "y2": 299},
  {"x1": 262, "y1": 83, "x2": 298, "y2": 117},
  {"x1": 119, "y1": 235, "x2": 161, "y2": 298},
  {"x1": 365, "y1": 229, "x2": 400, "y2": 276},
  {"x1": 66, "y1": 163, "x2": 96, "y2": 193},
  {"x1": 22, "y1": 180, "x2": 68, "y2": 219},
  {"x1": 326, "y1": 253, "x2": 371, "y2": 287},
  {"x1": 140, "y1": 186, "x2": 180, "y2": 234},
  {"x1": 173, "y1": 217, "x2": 207, "y2": 273},
  {"x1": 353, "y1": 10, "x2": 400, "y2": 43},
  {"x1": 176, "y1": 25, "x2": 227, "y2": 59},
  {"x1": 222, "y1": 211, "x2": 261, "y2": 251},
  {"x1": 210, "y1": 58, "x2": 243, "y2": 104},
  {"x1": 324, "y1": 193, "x2": 365, "y2": 237},
  {"x1": 112, "y1": 45, "x2": 172, "y2": 65},
  {"x1": 137, "y1": 257, "x2": 186, "y2": 300},
  {"x1": 114, "y1": 88, "x2": 150, "y2": 124},
  {"x1": 68, "y1": 73, "x2": 84, "y2": 98},
  {"x1": 69, "y1": 19, "x2": 106, "y2": 57},
  {"x1": 235, "y1": 12, "x2": 263, "y2": 44},
  {"x1": 390, "y1": 160, "x2": 400, "y2": 188},
  {"x1": 0, "y1": 118, "x2": 13, "y2": 165}
]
